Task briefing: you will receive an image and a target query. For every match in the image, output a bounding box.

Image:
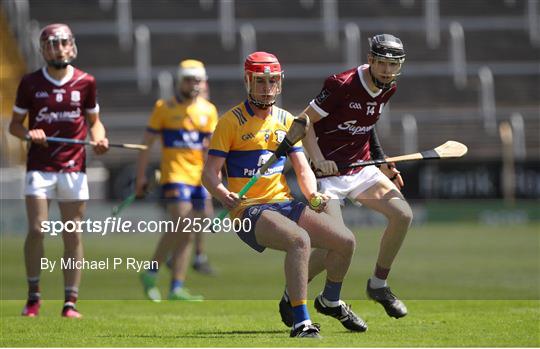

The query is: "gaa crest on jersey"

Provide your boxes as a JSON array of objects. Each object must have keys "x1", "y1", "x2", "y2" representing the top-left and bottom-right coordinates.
[
  {"x1": 71, "y1": 90, "x2": 80, "y2": 102},
  {"x1": 275, "y1": 130, "x2": 286, "y2": 143},
  {"x1": 35, "y1": 91, "x2": 49, "y2": 98},
  {"x1": 241, "y1": 132, "x2": 255, "y2": 141},
  {"x1": 348, "y1": 102, "x2": 362, "y2": 110},
  {"x1": 199, "y1": 114, "x2": 208, "y2": 126},
  {"x1": 315, "y1": 88, "x2": 331, "y2": 104}
]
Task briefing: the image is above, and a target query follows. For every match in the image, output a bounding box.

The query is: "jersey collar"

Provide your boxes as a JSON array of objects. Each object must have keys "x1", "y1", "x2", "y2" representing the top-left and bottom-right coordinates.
[
  {"x1": 358, "y1": 64, "x2": 382, "y2": 98},
  {"x1": 244, "y1": 99, "x2": 255, "y2": 116},
  {"x1": 244, "y1": 99, "x2": 274, "y2": 119},
  {"x1": 41, "y1": 65, "x2": 74, "y2": 87}
]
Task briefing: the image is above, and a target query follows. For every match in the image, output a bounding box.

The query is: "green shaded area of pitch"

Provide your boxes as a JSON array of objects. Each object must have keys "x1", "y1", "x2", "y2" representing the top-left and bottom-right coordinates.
[
  {"x1": 1, "y1": 223, "x2": 538, "y2": 300},
  {"x1": 1, "y1": 300, "x2": 539, "y2": 347}
]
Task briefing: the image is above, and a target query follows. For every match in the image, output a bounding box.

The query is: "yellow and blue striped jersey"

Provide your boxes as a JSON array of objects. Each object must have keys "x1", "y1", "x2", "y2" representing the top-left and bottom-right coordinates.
[
  {"x1": 208, "y1": 100, "x2": 303, "y2": 218},
  {"x1": 147, "y1": 96, "x2": 218, "y2": 186}
]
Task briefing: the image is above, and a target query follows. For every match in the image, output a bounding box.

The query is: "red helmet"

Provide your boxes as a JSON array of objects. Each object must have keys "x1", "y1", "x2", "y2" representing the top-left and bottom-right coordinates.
[
  {"x1": 244, "y1": 52, "x2": 283, "y2": 109},
  {"x1": 39, "y1": 23, "x2": 77, "y2": 69}
]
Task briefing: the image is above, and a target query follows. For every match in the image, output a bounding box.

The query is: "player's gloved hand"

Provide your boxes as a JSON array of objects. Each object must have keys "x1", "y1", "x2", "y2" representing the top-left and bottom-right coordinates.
[
  {"x1": 135, "y1": 176, "x2": 148, "y2": 198},
  {"x1": 380, "y1": 161, "x2": 404, "y2": 189},
  {"x1": 222, "y1": 192, "x2": 245, "y2": 210},
  {"x1": 93, "y1": 138, "x2": 109, "y2": 155},
  {"x1": 26, "y1": 129, "x2": 48, "y2": 146},
  {"x1": 308, "y1": 192, "x2": 329, "y2": 213},
  {"x1": 313, "y1": 160, "x2": 338, "y2": 176}
]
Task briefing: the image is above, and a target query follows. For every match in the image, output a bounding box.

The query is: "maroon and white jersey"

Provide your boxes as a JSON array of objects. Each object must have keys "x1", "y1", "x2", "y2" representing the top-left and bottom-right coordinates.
[
  {"x1": 309, "y1": 64, "x2": 397, "y2": 176},
  {"x1": 14, "y1": 66, "x2": 99, "y2": 173}
]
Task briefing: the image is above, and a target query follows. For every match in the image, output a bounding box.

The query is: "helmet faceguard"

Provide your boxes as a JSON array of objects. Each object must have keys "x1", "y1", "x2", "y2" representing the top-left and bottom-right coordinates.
[
  {"x1": 368, "y1": 34, "x2": 405, "y2": 90},
  {"x1": 176, "y1": 59, "x2": 207, "y2": 99},
  {"x1": 39, "y1": 24, "x2": 77, "y2": 69},
  {"x1": 244, "y1": 52, "x2": 283, "y2": 109}
]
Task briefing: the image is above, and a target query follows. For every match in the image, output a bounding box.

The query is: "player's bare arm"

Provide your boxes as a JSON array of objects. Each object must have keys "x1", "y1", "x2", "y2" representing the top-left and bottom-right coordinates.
[
  {"x1": 9, "y1": 112, "x2": 48, "y2": 146},
  {"x1": 380, "y1": 161, "x2": 404, "y2": 189},
  {"x1": 86, "y1": 112, "x2": 109, "y2": 155},
  {"x1": 288, "y1": 151, "x2": 329, "y2": 213},
  {"x1": 202, "y1": 155, "x2": 242, "y2": 210},
  {"x1": 134, "y1": 131, "x2": 160, "y2": 197},
  {"x1": 299, "y1": 106, "x2": 338, "y2": 176},
  {"x1": 369, "y1": 128, "x2": 404, "y2": 189}
]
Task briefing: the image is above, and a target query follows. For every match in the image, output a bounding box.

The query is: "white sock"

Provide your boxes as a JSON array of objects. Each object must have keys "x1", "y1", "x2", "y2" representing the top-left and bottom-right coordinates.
[
  {"x1": 195, "y1": 254, "x2": 207, "y2": 264},
  {"x1": 370, "y1": 276, "x2": 388, "y2": 289},
  {"x1": 321, "y1": 295, "x2": 341, "y2": 308},
  {"x1": 293, "y1": 319, "x2": 312, "y2": 330}
]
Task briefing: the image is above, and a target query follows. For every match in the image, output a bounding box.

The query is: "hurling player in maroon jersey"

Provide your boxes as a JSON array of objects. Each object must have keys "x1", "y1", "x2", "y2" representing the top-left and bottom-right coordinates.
[
  {"x1": 9, "y1": 23, "x2": 109, "y2": 318},
  {"x1": 279, "y1": 34, "x2": 412, "y2": 325}
]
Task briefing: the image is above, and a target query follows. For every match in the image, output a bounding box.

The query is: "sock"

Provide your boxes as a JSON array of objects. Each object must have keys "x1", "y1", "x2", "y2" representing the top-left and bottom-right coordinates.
[
  {"x1": 170, "y1": 279, "x2": 184, "y2": 292},
  {"x1": 27, "y1": 277, "x2": 40, "y2": 302},
  {"x1": 194, "y1": 253, "x2": 207, "y2": 264},
  {"x1": 291, "y1": 299, "x2": 311, "y2": 329},
  {"x1": 374, "y1": 263, "x2": 391, "y2": 280},
  {"x1": 64, "y1": 286, "x2": 79, "y2": 307},
  {"x1": 322, "y1": 279, "x2": 342, "y2": 304},
  {"x1": 370, "y1": 275, "x2": 388, "y2": 289},
  {"x1": 148, "y1": 263, "x2": 159, "y2": 274}
]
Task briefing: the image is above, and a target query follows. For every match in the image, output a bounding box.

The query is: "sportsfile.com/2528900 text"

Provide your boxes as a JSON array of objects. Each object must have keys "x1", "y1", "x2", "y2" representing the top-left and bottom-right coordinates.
[{"x1": 40, "y1": 217, "x2": 251, "y2": 236}]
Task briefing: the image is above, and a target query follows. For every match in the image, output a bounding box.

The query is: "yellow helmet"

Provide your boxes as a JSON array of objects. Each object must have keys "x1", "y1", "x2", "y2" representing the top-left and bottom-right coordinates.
[{"x1": 177, "y1": 59, "x2": 207, "y2": 81}]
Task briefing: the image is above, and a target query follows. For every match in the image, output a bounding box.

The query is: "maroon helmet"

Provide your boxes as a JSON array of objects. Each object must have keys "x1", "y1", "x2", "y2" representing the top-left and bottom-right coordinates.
[
  {"x1": 368, "y1": 34, "x2": 405, "y2": 90},
  {"x1": 39, "y1": 23, "x2": 77, "y2": 69}
]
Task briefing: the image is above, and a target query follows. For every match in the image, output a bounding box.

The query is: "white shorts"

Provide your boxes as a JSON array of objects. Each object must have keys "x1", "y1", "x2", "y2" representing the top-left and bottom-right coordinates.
[
  {"x1": 25, "y1": 171, "x2": 89, "y2": 201},
  {"x1": 317, "y1": 166, "x2": 386, "y2": 205}
]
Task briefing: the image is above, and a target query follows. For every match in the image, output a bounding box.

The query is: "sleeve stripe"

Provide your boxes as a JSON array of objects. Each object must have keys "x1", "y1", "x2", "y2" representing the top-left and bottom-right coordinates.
[
  {"x1": 208, "y1": 149, "x2": 228, "y2": 157},
  {"x1": 13, "y1": 105, "x2": 28, "y2": 114},
  {"x1": 232, "y1": 107, "x2": 247, "y2": 125},
  {"x1": 309, "y1": 100, "x2": 329, "y2": 118},
  {"x1": 85, "y1": 104, "x2": 100, "y2": 114},
  {"x1": 279, "y1": 110, "x2": 286, "y2": 125},
  {"x1": 146, "y1": 127, "x2": 161, "y2": 134},
  {"x1": 287, "y1": 146, "x2": 304, "y2": 154}
]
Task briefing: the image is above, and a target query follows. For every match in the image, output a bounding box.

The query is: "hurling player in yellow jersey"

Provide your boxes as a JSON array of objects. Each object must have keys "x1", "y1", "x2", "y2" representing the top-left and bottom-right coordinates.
[
  {"x1": 203, "y1": 52, "x2": 366, "y2": 338},
  {"x1": 135, "y1": 60, "x2": 218, "y2": 301}
]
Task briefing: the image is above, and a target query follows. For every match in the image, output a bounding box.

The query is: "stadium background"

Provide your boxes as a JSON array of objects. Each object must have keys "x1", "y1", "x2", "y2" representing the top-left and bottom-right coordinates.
[{"x1": 0, "y1": 0, "x2": 538, "y2": 346}]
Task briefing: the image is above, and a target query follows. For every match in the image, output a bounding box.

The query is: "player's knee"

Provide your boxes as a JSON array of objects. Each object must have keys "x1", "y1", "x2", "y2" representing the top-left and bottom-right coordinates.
[
  {"x1": 289, "y1": 230, "x2": 311, "y2": 254},
  {"x1": 340, "y1": 231, "x2": 356, "y2": 256},
  {"x1": 178, "y1": 229, "x2": 195, "y2": 243},
  {"x1": 62, "y1": 231, "x2": 82, "y2": 247},
  {"x1": 27, "y1": 226, "x2": 45, "y2": 240},
  {"x1": 393, "y1": 204, "x2": 413, "y2": 228}
]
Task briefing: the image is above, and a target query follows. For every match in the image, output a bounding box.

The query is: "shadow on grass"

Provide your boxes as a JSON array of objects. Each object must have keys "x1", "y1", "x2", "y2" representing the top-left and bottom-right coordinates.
[{"x1": 97, "y1": 329, "x2": 286, "y2": 339}]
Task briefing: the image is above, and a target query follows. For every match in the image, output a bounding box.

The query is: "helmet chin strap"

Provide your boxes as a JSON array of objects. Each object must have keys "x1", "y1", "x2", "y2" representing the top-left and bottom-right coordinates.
[
  {"x1": 248, "y1": 94, "x2": 274, "y2": 109},
  {"x1": 48, "y1": 59, "x2": 70, "y2": 70},
  {"x1": 176, "y1": 84, "x2": 200, "y2": 100},
  {"x1": 181, "y1": 90, "x2": 199, "y2": 99},
  {"x1": 369, "y1": 66, "x2": 395, "y2": 90}
]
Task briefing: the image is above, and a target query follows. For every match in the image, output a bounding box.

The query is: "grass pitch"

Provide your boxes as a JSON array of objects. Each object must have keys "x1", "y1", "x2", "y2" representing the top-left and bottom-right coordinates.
[
  {"x1": 1, "y1": 223, "x2": 539, "y2": 346},
  {"x1": 1, "y1": 300, "x2": 538, "y2": 347}
]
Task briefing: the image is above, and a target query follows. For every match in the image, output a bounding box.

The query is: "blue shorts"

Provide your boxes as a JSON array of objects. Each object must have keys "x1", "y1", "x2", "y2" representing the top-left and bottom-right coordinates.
[
  {"x1": 238, "y1": 200, "x2": 307, "y2": 253},
  {"x1": 161, "y1": 183, "x2": 208, "y2": 210}
]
